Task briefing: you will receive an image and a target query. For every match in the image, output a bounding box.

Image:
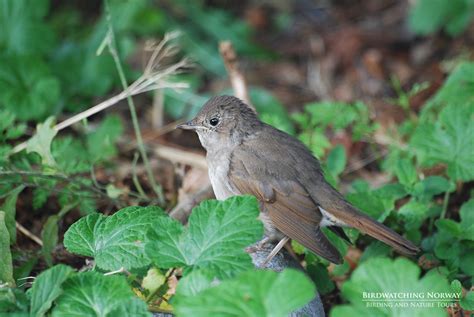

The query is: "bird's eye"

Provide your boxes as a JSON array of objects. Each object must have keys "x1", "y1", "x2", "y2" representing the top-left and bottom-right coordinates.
[{"x1": 209, "y1": 118, "x2": 219, "y2": 126}]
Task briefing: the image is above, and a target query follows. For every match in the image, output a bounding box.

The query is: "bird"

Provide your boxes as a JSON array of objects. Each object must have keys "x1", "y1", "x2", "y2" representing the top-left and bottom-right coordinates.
[{"x1": 177, "y1": 95, "x2": 420, "y2": 264}]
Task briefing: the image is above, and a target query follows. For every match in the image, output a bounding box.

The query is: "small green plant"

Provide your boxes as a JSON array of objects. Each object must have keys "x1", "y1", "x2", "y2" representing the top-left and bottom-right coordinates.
[
  {"x1": 292, "y1": 101, "x2": 378, "y2": 158},
  {"x1": 0, "y1": 196, "x2": 316, "y2": 315},
  {"x1": 409, "y1": 0, "x2": 474, "y2": 36}
]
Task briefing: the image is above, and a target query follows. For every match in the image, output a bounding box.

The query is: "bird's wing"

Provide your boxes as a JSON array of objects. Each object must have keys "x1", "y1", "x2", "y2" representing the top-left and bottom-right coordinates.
[{"x1": 229, "y1": 140, "x2": 342, "y2": 264}]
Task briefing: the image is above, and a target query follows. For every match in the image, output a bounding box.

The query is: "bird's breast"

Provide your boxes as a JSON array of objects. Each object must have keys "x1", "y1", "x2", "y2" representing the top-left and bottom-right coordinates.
[{"x1": 207, "y1": 151, "x2": 239, "y2": 200}]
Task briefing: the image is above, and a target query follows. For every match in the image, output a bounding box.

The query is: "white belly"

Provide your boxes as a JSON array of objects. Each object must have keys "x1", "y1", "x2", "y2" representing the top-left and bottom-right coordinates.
[{"x1": 207, "y1": 151, "x2": 237, "y2": 200}]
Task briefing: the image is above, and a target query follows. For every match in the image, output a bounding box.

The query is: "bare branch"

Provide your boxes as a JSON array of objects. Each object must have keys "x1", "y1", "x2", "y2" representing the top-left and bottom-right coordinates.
[{"x1": 219, "y1": 41, "x2": 255, "y2": 111}]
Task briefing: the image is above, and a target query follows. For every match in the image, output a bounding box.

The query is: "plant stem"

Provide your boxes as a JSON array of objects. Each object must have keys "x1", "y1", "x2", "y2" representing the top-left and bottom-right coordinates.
[
  {"x1": 440, "y1": 190, "x2": 450, "y2": 219},
  {"x1": 103, "y1": 0, "x2": 165, "y2": 205}
]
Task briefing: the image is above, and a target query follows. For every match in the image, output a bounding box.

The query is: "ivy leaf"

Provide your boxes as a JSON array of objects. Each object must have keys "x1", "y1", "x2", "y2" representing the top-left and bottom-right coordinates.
[
  {"x1": 29, "y1": 264, "x2": 74, "y2": 317},
  {"x1": 331, "y1": 257, "x2": 451, "y2": 317},
  {"x1": 410, "y1": 103, "x2": 474, "y2": 181},
  {"x1": 145, "y1": 196, "x2": 263, "y2": 279},
  {"x1": 26, "y1": 117, "x2": 58, "y2": 168},
  {"x1": 174, "y1": 269, "x2": 315, "y2": 317},
  {"x1": 52, "y1": 272, "x2": 150, "y2": 317},
  {"x1": 64, "y1": 206, "x2": 166, "y2": 270},
  {"x1": 0, "y1": 212, "x2": 14, "y2": 286}
]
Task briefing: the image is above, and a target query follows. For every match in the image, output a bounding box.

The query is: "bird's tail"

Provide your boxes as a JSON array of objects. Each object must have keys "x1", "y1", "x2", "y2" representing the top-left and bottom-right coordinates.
[
  {"x1": 314, "y1": 182, "x2": 420, "y2": 256},
  {"x1": 350, "y1": 210, "x2": 420, "y2": 255}
]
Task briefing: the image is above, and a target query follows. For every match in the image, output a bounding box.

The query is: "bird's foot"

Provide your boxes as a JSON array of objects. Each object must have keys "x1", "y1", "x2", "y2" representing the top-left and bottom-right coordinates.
[
  {"x1": 261, "y1": 236, "x2": 290, "y2": 266},
  {"x1": 245, "y1": 236, "x2": 270, "y2": 253}
]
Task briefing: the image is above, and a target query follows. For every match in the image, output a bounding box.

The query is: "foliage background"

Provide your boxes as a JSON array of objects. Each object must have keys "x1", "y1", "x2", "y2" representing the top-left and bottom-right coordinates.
[{"x1": 0, "y1": 0, "x2": 473, "y2": 316}]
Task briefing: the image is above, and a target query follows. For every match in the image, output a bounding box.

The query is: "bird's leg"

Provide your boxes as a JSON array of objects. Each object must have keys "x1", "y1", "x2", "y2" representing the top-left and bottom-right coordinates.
[
  {"x1": 245, "y1": 236, "x2": 270, "y2": 253},
  {"x1": 262, "y1": 236, "x2": 290, "y2": 266}
]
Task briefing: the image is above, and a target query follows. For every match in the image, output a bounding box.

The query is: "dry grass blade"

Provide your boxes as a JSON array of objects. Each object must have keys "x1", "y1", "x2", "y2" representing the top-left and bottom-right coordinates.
[{"x1": 10, "y1": 33, "x2": 190, "y2": 155}]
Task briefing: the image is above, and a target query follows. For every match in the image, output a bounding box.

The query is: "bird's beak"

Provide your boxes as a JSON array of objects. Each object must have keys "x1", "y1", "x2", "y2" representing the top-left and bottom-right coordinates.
[{"x1": 176, "y1": 120, "x2": 198, "y2": 130}]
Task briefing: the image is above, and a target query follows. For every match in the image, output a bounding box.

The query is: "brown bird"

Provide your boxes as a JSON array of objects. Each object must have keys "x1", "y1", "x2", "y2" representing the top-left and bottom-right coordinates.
[{"x1": 177, "y1": 95, "x2": 420, "y2": 264}]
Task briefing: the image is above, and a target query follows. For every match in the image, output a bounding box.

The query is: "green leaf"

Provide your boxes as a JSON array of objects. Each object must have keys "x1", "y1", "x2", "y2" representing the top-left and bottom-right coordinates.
[
  {"x1": 175, "y1": 270, "x2": 214, "y2": 298},
  {"x1": 398, "y1": 200, "x2": 430, "y2": 230},
  {"x1": 142, "y1": 268, "x2": 166, "y2": 294},
  {"x1": 423, "y1": 62, "x2": 474, "y2": 117},
  {"x1": 0, "y1": 287, "x2": 29, "y2": 313},
  {"x1": 460, "y1": 199, "x2": 474, "y2": 240},
  {"x1": 64, "y1": 206, "x2": 166, "y2": 270},
  {"x1": 460, "y1": 291, "x2": 474, "y2": 310},
  {"x1": 412, "y1": 176, "x2": 452, "y2": 199},
  {"x1": 331, "y1": 257, "x2": 451, "y2": 317},
  {"x1": 0, "y1": 186, "x2": 24, "y2": 244},
  {"x1": 41, "y1": 215, "x2": 59, "y2": 267},
  {"x1": 146, "y1": 196, "x2": 263, "y2": 279},
  {"x1": 395, "y1": 158, "x2": 417, "y2": 188},
  {"x1": 52, "y1": 271, "x2": 151, "y2": 317},
  {"x1": 298, "y1": 129, "x2": 331, "y2": 157},
  {"x1": 435, "y1": 219, "x2": 462, "y2": 237},
  {"x1": 326, "y1": 145, "x2": 347, "y2": 179},
  {"x1": 0, "y1": 56, "x2": 60, "y2": 121},
  {"x1": 32, "y1": 187, "x2": 51, "y2": 210},
  {"x1": 409, "y1": 0, "x2": 474, "y2": 36},
  {"x1": 307, "y1": 262, "x2": 335, "y2": 295},
  {"x1": 450, "y1": 279, "x2": 463, "y2": 294},
  {"x1": 26, "y1": 117, "x2": 58, "y2": 167},
  {"x1": 347, "y1": 191, "x2": 393, "y2": 222},
  {"x1": 174, "y1": 269, "x2": 315, "y2": 317},
  {"x1": 360, "y1": 241, "x2": 391, "y2": 262},
  {"x1": 0, "y1": 211, "x2": 14, "y2": 286},
  {"x1": 410, "y1": 103, "x2": 474, "y2": 181},
  {"x1": 86, "y1": 115, "x2": 123, "y2": 163},
  {"x1": 0, "y1": 0, "x2": 53, "y2": 54},
  {"x1": 29, "y1": 264, "x2": 74, "y2": 317},
  {"x1": 52, "y1": 136, "x2": 90, "y2": 174},
  {"x1": 109, "y1": 297, "x2": 151, "y2": 317}
]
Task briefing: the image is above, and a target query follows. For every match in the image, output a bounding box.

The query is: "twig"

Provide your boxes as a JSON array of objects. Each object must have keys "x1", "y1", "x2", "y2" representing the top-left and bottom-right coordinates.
[
  {"x1": 155, "y1": 146, "x2": 207, "y2": 170},
  {"x1": 152, "y1": 89, "x2": 165, "y2": 128},
  {"x1": 104, "y1": 267, "x2": 130, "y2": 276},
  {"x1": 16, "y1": 222, "x2": 43, "y2": 246},
  {"x1": 219, "y1": 41, "x2": 254, "y2": 110}
]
